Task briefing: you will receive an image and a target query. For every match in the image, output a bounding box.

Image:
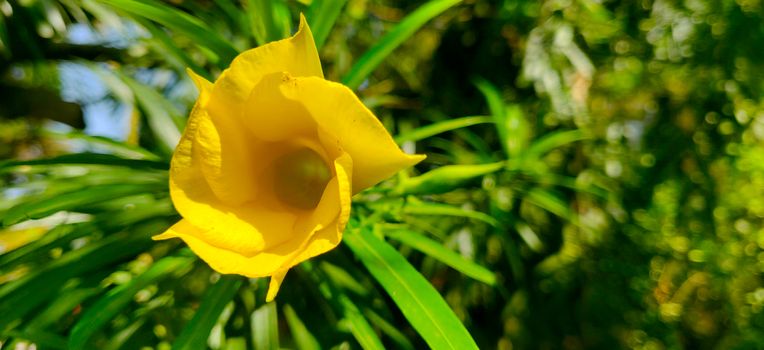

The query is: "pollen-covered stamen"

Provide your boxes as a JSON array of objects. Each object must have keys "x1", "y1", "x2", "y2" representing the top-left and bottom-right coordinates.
[{"x1": 273, "y1": 148, "x2": 332, "y2": 210}]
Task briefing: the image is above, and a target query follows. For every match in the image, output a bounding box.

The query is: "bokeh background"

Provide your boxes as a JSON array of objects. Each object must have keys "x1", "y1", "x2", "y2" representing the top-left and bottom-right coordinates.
[{"x1": 2, "y1": 0, "x2": 764, "y2": 349}]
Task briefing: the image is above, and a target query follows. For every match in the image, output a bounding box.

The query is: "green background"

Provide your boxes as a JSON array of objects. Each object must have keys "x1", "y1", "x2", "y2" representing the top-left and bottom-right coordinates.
[{"x1": 2, "y1": 0, "x2": 764, "y2": 349}]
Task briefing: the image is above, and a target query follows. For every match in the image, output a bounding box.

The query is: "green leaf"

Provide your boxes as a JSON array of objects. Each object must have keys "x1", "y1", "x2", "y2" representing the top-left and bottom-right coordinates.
[
  {"x1": 524, "y1": 129, "x2": 587, "y2": 160},
  {"x1": 319, "y1": 261, "x2": 368, "y2": 296},
  {"x1": 362, "y1": 308, "x2": 416, "y2": 350},
  {"x1": 474, "y1": 79, "x2": 530, "y2": 157},
  {"x1": 172, "y1": 276, "x2": 243, "y2": 350},
  {"x1": 384, "y1": 229, "x2": 497, "y2": 285},
  {"x1": 3, "y1": 329, "x2": 67, "y2": 349},
  {"x1": 515, "y1": 222, "x2": 545, "y2": 253},
  {"x1": 532, "y1": 174, "x2": 609, "y2": 199},
  {"x1": 25, "y1": 288, "x2": 99, "y2": 331},
  {"x1": 0, "y1": 153, "x2": 168, "y2": 171},
  {"x1": 137, "y1": 18, "x2": 210, "y2": 79},
  {"x1": 68, "y1": 256, "x2": 194, "y2": 350},
  {"x1": 343, "y1": 226, "x2": 479, "y2": 350},
  {"x1": 103, "y1": 319, "x2": 146, "y2": 350},
  {"x1": 403, "y1": 201, "x2": 499, "y2": 227},
  {"x1": 114, "y1": 71, "x2": 184, "y2": 155},
  {"x1": 213, "y1": 0, "x2": 247, "y2": 33},
  {"x1": 97, "y1": 0, "x2": 238, "y2": 67},
  {"x1": 342, "y1": 0, "x2": 461, "y2": 89},
  {"x1": 524, "y1": 188, "x2": 577, "y2": 224},
  {"x1": 246, "y1": 0, "x2": 291, "y2": 45},
  {"x1": 283, "y1": 304, "x2": 321, "y2": 350},
  {"x1": 42, "y1": 131, "x2": 161, "y2": 160},
  {"x1": 0, "y1": 14, "x2": 9, "y2": 58},
  {"x1": 0, "y1": 226, "x2": 156, "y2": 331},
  {"x1": 336, "y1": 293, "x2": 384, "y2": 350},
  {"x1": 224, "y1": 338, "x2": 248, "y2": 350},
  {"x1": 306, "y1": 0, "x2": 348, "y2": 50},
  {"x1": 251, "y1": 301, "x2": 279, "y2": 350},
  {"x1": 93, "y1": 197, "x2": 177, "y2": 231},
  {"x1": 301, "y1": 261, "x2": 384, "y2": 349},
  {"x1": 397, "y1": 162, "x2": 504, "y2": 195},
  {"x1": 394, "y1": 116, "x2": 493, "y2": 144},
  {"x1": 1, "y1": 183, "x2": 165, "y2": 227},
  {"x1": 0, "y1": 223, "x2": 90, "y2": 273}
]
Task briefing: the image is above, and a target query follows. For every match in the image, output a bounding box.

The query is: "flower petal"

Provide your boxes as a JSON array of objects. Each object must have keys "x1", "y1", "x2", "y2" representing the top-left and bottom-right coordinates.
[
  {"x1": 242, "y1": 72, "x2": 317, "y2": 142},
  {"x1": 154, "y1": 152, "x2": 352, "y2": 302},
  {"x1": 266, "y1": 269, "x2": 288, "y2": 302},
  {"x1": 168, "y1": 90, "x2": 296, "y2": 255},
  {"x1": 279, "y1": 76, "x2": 425, "y2": 192},
  {"x1": 295, "y1": 152, "x2": 353, "y2": 261},
  {"x1": 155, "y1": 219, "x2": 298, "y2": 275},
  {"x1": 207, "y1": 14, "x2": 322, "y2": 127},
  {"x1": 186, "y1": 68, "x2": 213, "y2": 105}
]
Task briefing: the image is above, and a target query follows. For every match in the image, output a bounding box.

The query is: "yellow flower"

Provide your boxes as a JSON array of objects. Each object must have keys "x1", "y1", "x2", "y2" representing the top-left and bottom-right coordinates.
[{"x1": 154, "y1": 15, "x2": 424, "y2": 301}]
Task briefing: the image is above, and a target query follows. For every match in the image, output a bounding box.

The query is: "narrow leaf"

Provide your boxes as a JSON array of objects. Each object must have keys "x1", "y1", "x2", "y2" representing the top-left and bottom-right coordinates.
[
  {"x1": 0, "y1": 227, "x2": 155, "y2": 330},
  {"x1": 246, "y1": 0, "x2": 291, "y2": 45},
  {"x1": 384, "y1": 229, "x2": 496, "y2": 285},
  {"x1": 474, "y1": 79, "x2": 529, "y2": 157},
  {"x1": 306, "y1": 0, "x2": 348, "y2": 50},
  {"x1": 524, "y1": 188, "x2": 577, "y2": 224},
  {"x1": 395, "y1": 116, "x2": 492, "y2": 144},
  {"x1": 283, "y1": 304, "x2": 321, "y2": 350},
  {"x1": 0, "y1": 153, "x2": 168, "y2": 171},
  {"x1": 25, "y1": 288, "x2": 99, "y2": 331},
  {"x1": 342, "y1": 0, "x2": 461, "y2": 89},
  {"x1": 43, "y1": 130, "x2": 161, "y2": 160},
  {"x1": 137, "y1": 18, "x2": 209, "y2": 79},
  {"x1": 337, "y1": 293, "x2": 384, "y2": 350},
  {"x1": 98, "y1": 0, "x2": 238, "y2": 66},
  {"x1": 172, "y1": 276, "x2": 243, "y2": 350},
  {"x1": 397, "y1": 162, "x2": 504, "y2": 195},
  {"x1": 68, "y1": 256, "x2": 193, "y2": 350},
  {"x1": 301, "y1": 262, "x2": 385, "y2": 349},
  {"x1": 403, "y1": 201, "x2": 499, "y2": 227},
  {"x1": 344, "y1": 226, "x2": 478, "y2": 350},
  {"x1": 363, "y1": 309, "x2": 416, "y2": 350},
  {"x1": 251, "y1": 301, "x2": 279, "y2": 350},
  {"x1": 2, "y1": 183, "x2": 166, "y2": 227},
  {"x1": 4, "y1": 329, "x2": 67, "y2": 349},
  {"x1": 524, "y1": 129, "x2": 587, "y2": 160},
  {"x1": 115, "y1": 72, "x2": 184, "y2": 154}
]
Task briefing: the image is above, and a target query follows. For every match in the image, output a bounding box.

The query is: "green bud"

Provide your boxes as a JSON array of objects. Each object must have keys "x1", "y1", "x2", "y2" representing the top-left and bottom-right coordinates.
[{"x1": 397, "y1": 162, "x2": 504, "y2": 195}]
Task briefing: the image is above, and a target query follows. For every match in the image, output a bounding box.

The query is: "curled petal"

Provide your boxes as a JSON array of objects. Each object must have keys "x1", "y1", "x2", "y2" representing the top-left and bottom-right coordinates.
[
  {"x1": 242, "y1": 72, "x2": 317, "y2": 142},
  {"x1": 207, "y1": 14, "x2": 323, "y2": 126},
  {"x1": 167, "y1": 83, "x2": 288, "y2": 255},
  {"x1": 278, "y1": 76, "x2": 425, "y2": 192},
  {"x1": 156, "y1": 153, "x2": 353, "y2": 297},
  {"x1": 186, "y1": 68, "x2": 213, "y2": 105}
]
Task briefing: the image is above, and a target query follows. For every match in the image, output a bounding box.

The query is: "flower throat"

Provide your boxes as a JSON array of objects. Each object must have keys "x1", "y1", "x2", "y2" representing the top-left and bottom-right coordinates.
[{"x1": 273, "y1": 148, "x2": 332, "y2": 210}]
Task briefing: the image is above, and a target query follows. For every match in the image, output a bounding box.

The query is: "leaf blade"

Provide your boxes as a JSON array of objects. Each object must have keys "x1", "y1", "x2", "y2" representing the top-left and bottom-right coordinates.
[
  {"x1": 341, "y1": 0, "x2": 461, "y2": 89},
  {"x1": 2, "y1": 183, "x2": 166, "y2": 227},
  {"x1": 394, "y1": 116, "x2": 492, "y2": 144},
  {"x1": 384, "y1": 229, "x2": 496, "y2": 285},
  {"x1": 172, "y1": 276, "x2": 243, "y2": 350},
  {"x1": 97, "y1": 0, "x2": 238, "y2": 66},
  {"x1": 403, "y1": 201, "x2": 499, "y2": 227},
  {"x1": 68, "y1": 256, "x2": 193, "y2": 350},
  {"x1": 306, "y1": 0, "x2": 348, "y2": 50},
  {"x1": 343, "y1": 225, "x2": 478, "y2": 350}
]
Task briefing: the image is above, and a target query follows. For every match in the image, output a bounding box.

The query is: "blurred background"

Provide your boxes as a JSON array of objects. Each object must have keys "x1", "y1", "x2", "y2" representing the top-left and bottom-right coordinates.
[{"x1": 2, "y1": 0, "x2": 764, "y2": 349}]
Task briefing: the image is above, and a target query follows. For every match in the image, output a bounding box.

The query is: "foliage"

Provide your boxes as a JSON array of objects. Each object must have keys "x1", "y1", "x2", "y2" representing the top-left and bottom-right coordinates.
[{"x1": 1, "y1": 0, "x2": 764, "y2": 349}]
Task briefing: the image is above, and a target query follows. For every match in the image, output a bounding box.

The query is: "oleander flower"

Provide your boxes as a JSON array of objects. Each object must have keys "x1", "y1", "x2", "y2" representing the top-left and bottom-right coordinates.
[{"x1": 153, "y1": 15, "x2": 424, "y2": 301}]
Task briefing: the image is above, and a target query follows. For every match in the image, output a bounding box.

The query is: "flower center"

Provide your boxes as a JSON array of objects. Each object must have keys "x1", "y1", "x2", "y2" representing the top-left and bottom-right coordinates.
[{"x1": 273, "y1": 147, "x2": 332, "y2": 210}]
